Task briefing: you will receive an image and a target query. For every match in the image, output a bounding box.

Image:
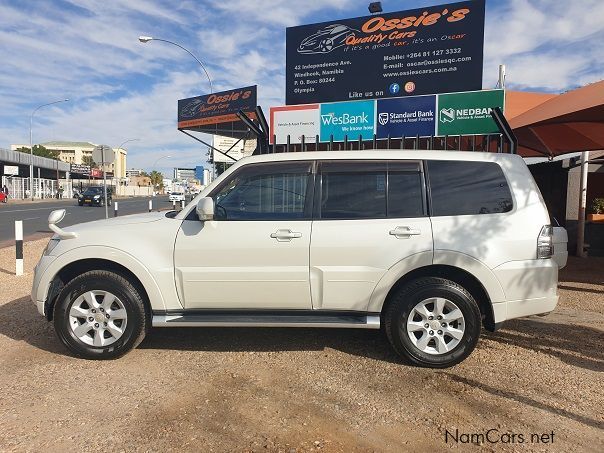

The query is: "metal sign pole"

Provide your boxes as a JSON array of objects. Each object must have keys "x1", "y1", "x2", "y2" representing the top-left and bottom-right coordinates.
[{"x1": 102, "y1": 147, "x2": 108, "y2": 219}]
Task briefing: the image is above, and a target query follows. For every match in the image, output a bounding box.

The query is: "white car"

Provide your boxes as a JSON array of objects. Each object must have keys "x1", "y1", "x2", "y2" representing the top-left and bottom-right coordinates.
[
  {"x1": 169, "y1": 192, "x2": 185, "y2": 202},
  {"x1": 32, "y1": 151, "x2": 567, "y2": 367}
]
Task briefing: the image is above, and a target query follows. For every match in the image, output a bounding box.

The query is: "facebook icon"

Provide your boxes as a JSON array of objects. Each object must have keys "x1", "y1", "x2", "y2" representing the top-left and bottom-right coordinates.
[{"x1": 389, "y1": 83, "x2": 400, "y2": 95}]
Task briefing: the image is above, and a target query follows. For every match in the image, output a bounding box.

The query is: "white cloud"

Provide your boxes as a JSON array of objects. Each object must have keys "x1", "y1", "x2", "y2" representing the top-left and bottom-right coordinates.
[{"x1": 484, "y1": 0, "x2": 604, "y2": 90}]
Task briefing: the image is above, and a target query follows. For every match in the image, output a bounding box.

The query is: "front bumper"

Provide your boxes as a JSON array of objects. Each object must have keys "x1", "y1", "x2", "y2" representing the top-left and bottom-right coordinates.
[{"x1": 31, "y1": 254, "x2": 58, "y2": 317}]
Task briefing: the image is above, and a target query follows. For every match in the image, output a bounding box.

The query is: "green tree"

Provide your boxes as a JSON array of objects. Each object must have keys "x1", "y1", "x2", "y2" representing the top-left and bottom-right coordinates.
[
  {"x1": 149, "y1": 170, "x2": 164, "y2": 190},
  {"x1": 16, "y1": 145, "x2": 60, "y2": 160},
  {"x1": 82, "y1": 155, "x2": 96, "y2": 167}
]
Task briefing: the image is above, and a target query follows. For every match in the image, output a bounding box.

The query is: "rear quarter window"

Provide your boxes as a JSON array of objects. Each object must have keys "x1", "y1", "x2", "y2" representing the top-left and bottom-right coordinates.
[{"x1": 427, "y1": 160, "x2": 513, "y2": 216}]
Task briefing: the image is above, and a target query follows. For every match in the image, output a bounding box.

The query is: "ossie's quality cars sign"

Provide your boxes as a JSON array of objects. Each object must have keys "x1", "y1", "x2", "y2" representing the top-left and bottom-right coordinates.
[
  {"x1": 286, "y1": 0, "x2": 485, "y2": 105},
  {"x1": 178, "y1": 86, "x2": 257, "y2": 129}
]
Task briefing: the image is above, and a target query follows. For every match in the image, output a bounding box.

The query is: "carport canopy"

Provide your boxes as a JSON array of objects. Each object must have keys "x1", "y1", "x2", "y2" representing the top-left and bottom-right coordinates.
[{"x1": 509, "y1": 80, "x2": 604, "y2": 158}]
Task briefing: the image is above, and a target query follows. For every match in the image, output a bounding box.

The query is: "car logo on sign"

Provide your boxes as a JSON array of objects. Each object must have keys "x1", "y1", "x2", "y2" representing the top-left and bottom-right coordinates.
[
  {"x1": 378, "y1": 112, "x2": 389, "y2": 126},
  {"x1": 440, "y1": 108, "x2": 455, "y2": 123}
]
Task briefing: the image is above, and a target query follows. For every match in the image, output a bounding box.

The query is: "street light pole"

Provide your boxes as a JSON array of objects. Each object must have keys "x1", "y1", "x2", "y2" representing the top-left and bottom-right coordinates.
[
  {"x1": 151, "y1": 155, "x2": 171, "y2": 195},
  {"x1": 29, "y1": 99, "x2": 69, "y2": 201},
  {"x1": 138, "y1": 36, "x2": 215, "y2": 180},
  {"x1": 116, "y1": 138, "x2": 139, "y2": 178},
  {"x1": 138, "y1": 36, "x2": 213, "y2": 94}
]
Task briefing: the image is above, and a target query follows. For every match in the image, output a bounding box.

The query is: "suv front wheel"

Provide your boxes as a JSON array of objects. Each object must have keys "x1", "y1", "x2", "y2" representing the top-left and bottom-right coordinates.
[
  {"x1": 384, "y1": 277, "x2": 481, "y2": 368},
  {"x1": 53, "y1": 270, "x2": 147, "y2": 359}
]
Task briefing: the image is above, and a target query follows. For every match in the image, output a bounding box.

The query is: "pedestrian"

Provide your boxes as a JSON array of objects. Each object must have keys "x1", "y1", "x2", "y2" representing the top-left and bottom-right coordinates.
[{"x1": 2, "y1": 184, "x2": 8, "y2": 203}]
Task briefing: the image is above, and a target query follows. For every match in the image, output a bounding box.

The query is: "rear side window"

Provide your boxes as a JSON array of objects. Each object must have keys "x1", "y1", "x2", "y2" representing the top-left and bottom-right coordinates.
[
  {"x1": 428, "y1": 160, "x2": 513, "y2": 216},
  {"x1": 318, "y1": 161, "x2": 425, "y2": 219},
  {"x1": 319, "y1": 162, "x2": 386, "y2": 219}
]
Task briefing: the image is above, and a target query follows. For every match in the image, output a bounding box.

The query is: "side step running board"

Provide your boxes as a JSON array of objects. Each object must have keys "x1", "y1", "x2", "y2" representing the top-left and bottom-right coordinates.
[{"x1": 152, "y1": 311, "x2": 380, "y2": 329}]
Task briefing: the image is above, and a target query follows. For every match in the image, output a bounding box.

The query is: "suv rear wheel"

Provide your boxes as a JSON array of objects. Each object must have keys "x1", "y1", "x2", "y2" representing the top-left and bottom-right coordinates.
[
  {"x1": 53, "y1": 270, "x2": 147, "y2": 359},
  {"x1": 384, "y1": 277, "x2": 481, "y2": 368}
]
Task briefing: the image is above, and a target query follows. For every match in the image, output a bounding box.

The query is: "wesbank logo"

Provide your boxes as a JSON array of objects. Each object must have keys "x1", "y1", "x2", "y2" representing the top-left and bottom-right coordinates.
[
  {"x1": 320, "y1": 111, "x2": 369, "y2": 126},
  {"x1": 319, "y1": 100, "x2": 375, "y2": 142}
]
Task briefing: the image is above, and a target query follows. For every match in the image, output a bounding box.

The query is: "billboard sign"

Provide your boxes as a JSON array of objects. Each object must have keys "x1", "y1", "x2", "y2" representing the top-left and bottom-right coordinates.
[
  {"x1": 3, "y1": 165, "x2": 19, "y2": 176},
  {"x1": 212, "y1": 135, "x2": 257, "y2": 163},
  {"x1": 376, "y1": 95, "x2": 436, "y2": 138},
  {"x1": 436, "y1": 89, "x2": 504, "y2": 135},
  {"x1": 70, "y1": 164, "x2": 91, "y2": 176},
  {"x1": 286, "y1": 0, "x2": 485, "y2": 105},
  {"x1": 271, "y1": 89, "x2": 503, "y2": 143},
  {"x1": 270, "y1": 104, "x2": 320, "y2": 144},
  {"x1": 319, "y1": 100, "x2": 375, "y2": 142},
  {"x1": 178, "y1": 86, "x2": 257, "y2": 129}
]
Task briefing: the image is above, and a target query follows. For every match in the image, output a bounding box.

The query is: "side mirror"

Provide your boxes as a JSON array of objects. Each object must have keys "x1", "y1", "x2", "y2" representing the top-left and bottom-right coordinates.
[{"x1": 196, "y1": 197, "x2": 214, "y2": 221}]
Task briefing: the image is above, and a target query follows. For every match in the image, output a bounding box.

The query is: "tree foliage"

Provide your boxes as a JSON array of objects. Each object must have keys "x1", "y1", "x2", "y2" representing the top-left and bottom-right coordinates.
[
  {"x1": 16, "y1": 145, "x2": 60, "y2": 160},
  {"x1": 149, "y1": 170, "x2": 163, "y2": 189},
  {"x1": 82, "y1": 155, "x2": 96, "y2": 167}
]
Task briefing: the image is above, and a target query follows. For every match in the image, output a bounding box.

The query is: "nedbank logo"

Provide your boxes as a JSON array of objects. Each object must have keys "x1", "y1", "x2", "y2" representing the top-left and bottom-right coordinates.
[
  {"x1": 440, "y1": 106, "x2": 493, "y2": 123},
  {"x1": 440, "y1": 108, "x2": 455, "y2": 123},
  {"x1": 321, "y1": 111, "x2": 370, "y2": 125}
]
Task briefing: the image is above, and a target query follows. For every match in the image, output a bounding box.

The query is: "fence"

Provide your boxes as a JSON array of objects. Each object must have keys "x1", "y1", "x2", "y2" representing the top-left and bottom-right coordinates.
[
  {"x1": 266, "y1": 133, "x2": 507, "y2": 154},
  {"x1": 1, "y1": 176, "x2": 69, "y2": 200}
]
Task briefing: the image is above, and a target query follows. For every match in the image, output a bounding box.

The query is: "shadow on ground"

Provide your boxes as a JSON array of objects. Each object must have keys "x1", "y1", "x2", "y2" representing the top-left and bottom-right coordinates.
[
  {"x1": 1, "y1": 297, "x2": 602, "y2": 374},
  {"x1": 0, "y1": 296, "x2": 401, "y2": 363},
  {"x1": 484, "y1": 317, "x2": 604, "y2": 372}
]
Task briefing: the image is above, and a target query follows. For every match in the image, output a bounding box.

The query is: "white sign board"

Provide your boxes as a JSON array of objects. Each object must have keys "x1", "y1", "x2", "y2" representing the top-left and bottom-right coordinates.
[
  {"x1": 212, "y1": 136, "x2": 256, "y2": 163},
  {"x1": 270, "y1": 104, "x2": 320, "y2": 144},
  {"x1": 92, "y1": 145, "x2": 114, "y2": 164},
  {"x1": 3, "y1": 165, "x2": 18, "y2": 176}
]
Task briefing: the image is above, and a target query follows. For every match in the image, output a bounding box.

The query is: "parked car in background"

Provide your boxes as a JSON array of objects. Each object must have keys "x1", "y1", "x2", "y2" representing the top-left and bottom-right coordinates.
[
  {"x1": 169, "y1": 192, "x2": 185, "y2": 203},
  {"x1": 77, "y1": 186, "x2": 112, "y2": 207},
  {"x1": 32, "y1": 151, "x2": 567, "y2": 367}
]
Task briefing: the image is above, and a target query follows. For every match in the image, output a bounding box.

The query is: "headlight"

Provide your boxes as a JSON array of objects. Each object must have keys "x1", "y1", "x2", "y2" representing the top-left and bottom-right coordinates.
[
  {"x1": 93, "y1": 195, "x2": 100, "y2": 199},
  {"x1": 44, "y1": 238, "x2": 61, "y2": 256}
]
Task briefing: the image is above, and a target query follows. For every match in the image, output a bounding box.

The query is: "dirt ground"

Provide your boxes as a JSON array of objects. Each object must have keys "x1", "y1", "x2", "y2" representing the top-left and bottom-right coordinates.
[{"x1": 0, "y1": 239, "x2": 602, "y2": 452}]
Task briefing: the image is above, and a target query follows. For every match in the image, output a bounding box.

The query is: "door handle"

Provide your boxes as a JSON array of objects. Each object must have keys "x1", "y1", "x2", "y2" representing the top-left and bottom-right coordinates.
[
  {"x1": 271, "y1": 229, "x2": 303, "y2": 242},
  {"x1": 389, "y1": 226, "x2": 421, "y2": 239}
]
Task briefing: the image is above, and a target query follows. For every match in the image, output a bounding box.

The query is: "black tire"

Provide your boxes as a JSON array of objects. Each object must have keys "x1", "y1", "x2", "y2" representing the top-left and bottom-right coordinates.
[
  {"x1": 384, "y1": 277, "x2": 481, "y2": 368},
  {"x1": 53, "y1": 270, "x2": 147, "y2": 359},
  {"x1": 78, "y1": 202, "x2": 83, "y2": 206}
]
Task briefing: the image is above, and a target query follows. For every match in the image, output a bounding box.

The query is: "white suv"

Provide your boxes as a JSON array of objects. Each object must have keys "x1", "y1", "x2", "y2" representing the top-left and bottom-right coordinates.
[{"x1": 32, "y1": 151, "x2": 567, "y2": 367}]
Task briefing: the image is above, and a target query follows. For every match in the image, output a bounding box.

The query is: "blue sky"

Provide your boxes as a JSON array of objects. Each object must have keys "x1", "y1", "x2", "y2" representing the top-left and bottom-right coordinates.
[{"x1": 1, "y1": 0, "x2": 602, "y2": 175}]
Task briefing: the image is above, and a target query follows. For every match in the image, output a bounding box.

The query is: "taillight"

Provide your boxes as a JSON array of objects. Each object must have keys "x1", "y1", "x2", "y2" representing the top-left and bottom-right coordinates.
[{"x1": 537, "y1": 225, "x2": 553, "y2": 259}]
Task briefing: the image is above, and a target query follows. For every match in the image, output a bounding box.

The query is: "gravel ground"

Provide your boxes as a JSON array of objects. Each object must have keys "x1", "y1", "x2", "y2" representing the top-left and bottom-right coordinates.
[{"x1": 0, "y1": 239, "x2": 602, "y2": 452}]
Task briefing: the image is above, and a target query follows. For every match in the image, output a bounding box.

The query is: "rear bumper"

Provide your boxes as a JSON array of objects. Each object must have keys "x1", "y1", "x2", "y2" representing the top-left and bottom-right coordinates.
[
  {"x1": 491, "y1": 259, "x2": 559, "y2": 323},
  {"x1": 492, "y1": 295, "x2": 558, "y2": 323}
]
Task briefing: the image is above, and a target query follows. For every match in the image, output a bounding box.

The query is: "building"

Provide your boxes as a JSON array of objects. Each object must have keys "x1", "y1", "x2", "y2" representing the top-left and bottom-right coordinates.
[
  {"x1": 10, "y1": 141, "x2": 128, "y2": 178},
  {"x1": 173, "y1": 167, "x2": 196, "y2": 181}
]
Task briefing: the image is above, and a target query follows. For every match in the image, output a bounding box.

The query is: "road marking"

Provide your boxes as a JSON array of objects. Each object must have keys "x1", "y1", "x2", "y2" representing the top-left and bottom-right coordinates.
[{"x1": 0, "y1": 205, "x2": 74, "y2": 213}]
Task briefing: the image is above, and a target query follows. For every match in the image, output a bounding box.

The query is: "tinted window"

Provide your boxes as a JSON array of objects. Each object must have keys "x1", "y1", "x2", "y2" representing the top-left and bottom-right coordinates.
[
  {"x1": 318, "y1": 161, "x2": 424, "y2": 219},
  {"x1": 428, "y1": 160, "x2": 513, "y2": 216},
  {"x1": 388, "y1": 170, "x2": 424, "y2": 218},
  {"x1": 320, "y1": 162, "x2": 386, "y2": 219},
  {"x1": 213, "y1": 162, "x2": 311, "y2": 220}
]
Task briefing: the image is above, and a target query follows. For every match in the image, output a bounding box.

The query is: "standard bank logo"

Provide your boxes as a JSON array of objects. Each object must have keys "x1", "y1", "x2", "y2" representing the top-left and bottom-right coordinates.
[
  {"x1": 440, "y1": 108, "x2": 455, "y2": 123},
  {"x1": 378, "y1": 112, "x2": 389, "y2": 126}
]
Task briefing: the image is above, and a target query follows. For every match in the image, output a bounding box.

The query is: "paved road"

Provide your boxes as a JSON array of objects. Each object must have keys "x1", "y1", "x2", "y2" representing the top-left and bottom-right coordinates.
[{"x1": 0, "y1": 196, "x2": 173, "y2": 244}]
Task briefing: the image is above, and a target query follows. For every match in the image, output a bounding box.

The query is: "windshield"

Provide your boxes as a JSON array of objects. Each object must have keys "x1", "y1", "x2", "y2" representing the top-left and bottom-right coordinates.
[{"x1": 83, "y1": 188, "x2": 103, "y2": 195}]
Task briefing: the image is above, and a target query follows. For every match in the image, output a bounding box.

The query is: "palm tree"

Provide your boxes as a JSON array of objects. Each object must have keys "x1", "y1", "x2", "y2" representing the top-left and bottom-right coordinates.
[{"x1": 149, "y1": 170, "x2": 164, "y2": 191}]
